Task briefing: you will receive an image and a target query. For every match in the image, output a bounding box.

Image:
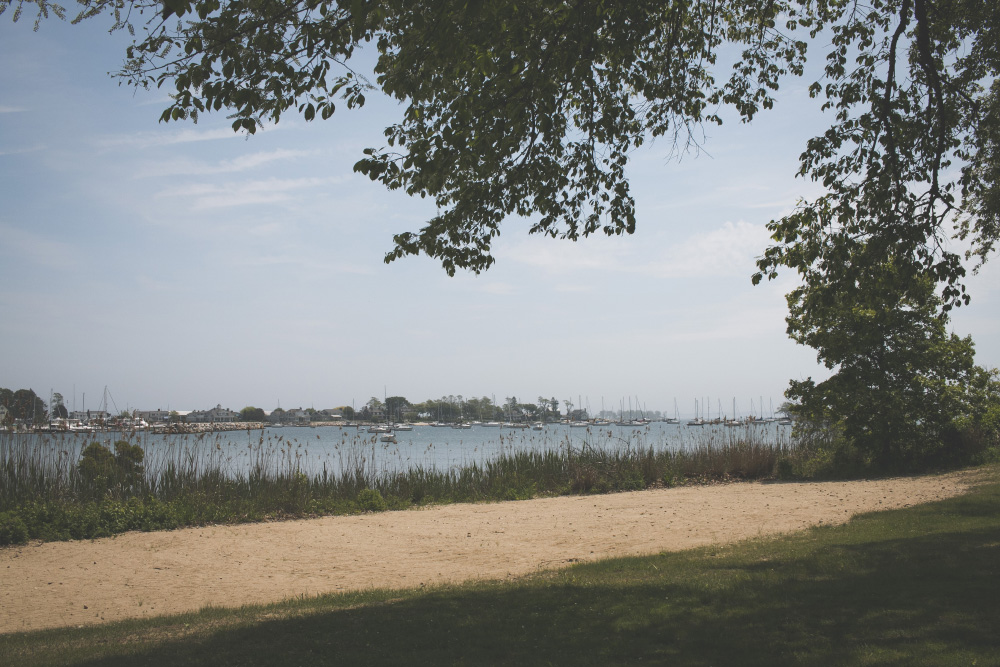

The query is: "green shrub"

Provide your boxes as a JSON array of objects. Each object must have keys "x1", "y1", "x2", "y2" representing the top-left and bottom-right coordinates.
[
  {"x1": 617, "y1": 473, "x2": 644, "y2": 491},
  {"x1": 775, "y1": 458, "x2": 795, "y2": 480},
  {"x1": 0, "y1": 510, "x2": 29, "y2": 546},
  {"x1": 356, "y1": 489, "x2": 388, "y2": 512},
  {"x1": 77, "y1": 442, "x2": 116, "y2": 497},
  {"x1": 77, "y1": 441, "x2": 146, "y2": 500},
  {"x1": 113, "y1": 440, "x2": 145, "y2": 492}
]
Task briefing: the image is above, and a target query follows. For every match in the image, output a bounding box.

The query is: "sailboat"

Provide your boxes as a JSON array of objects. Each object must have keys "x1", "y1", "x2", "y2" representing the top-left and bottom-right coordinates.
[
  {"x1": 378, "y1": 387, "x2": 397, "y2": 441},
  {"x1": 664, "y1": 399, "x2": 680, "y2": 424},
  {"x1": 686, "y1": 399, "x2": 705, "y2": 426}
]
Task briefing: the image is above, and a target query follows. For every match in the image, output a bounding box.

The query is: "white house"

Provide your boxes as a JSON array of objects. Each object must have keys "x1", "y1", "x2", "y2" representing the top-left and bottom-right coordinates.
[
  {"x1": 138, "y1": 409, "x2": 171, "y2": 424},
  {"x1": 285, "y1": 408, "x2": 310, "y2": 424},
  {"x1": 187, "y1": 404, "x2": 238, "y2": 423}
]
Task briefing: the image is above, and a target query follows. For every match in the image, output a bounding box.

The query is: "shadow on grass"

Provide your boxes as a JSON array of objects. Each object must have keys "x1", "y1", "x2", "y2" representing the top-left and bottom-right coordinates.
[
  {"x1": 68, "y1": 492, "x2": 999, "y2": 665},
  {"x1": 6, "y1": 478, "x2": 998, "y2": 666}
]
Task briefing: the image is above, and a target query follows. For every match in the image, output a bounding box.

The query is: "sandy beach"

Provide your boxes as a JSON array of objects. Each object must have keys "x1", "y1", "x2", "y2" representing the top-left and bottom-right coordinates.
[{"x1": 0, "y1": 469, "x2": 978, "y2": 634}]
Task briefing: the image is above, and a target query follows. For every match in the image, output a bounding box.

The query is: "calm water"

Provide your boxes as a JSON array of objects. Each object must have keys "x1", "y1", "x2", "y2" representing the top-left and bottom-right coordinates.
[{"x1": 12, "y1": 421, "x2": 792, "y2": 478}]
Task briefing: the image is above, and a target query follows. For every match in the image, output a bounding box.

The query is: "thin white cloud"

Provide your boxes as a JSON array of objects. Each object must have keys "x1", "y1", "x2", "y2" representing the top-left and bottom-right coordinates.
[
  {"x1": 225, "y1": 252, "x2": 376, "y2": 276},
  {"x1": 553, "y1": 284, "x2": 592, "y2": 294},
  {"x1": 95, "y1": 122, "x2": 284, "y2": 150},
  {"x1": 504, "y1": 237, "x2": 630, "y2": 275},
  {"x1": 135, "y1": 149, "x2": 314, "y2": 178},
  {"x1": 636, "y1": 220, "x2": 772, "y2": 279},
  {"x1": 155, "y1": 175, "x2": 347, "y2": 209},
  {"x1": 664, "y1": 301, "x2": 788, "y2": 343},
  {"x1": 479, "y1": 282, "x2": 516, "y2": 295},
  {"x1": 133, "y1": 95, "x2": 176, "y2": 108},
  {"x1": 0, "y1": 144, "x2": 45, "y2": 156},
  {"x1": 0, "y1": 222, "x2": 82, "y2": 271},
  {"x1": 245, "y1": 222, "x2": 286, "y2": 237},
  {"x1": 0, "y1": 105, "x2": 28, "y2": 113},
  {"x1": 506, "y1": 220, "x2": 773, "y2": 279}
]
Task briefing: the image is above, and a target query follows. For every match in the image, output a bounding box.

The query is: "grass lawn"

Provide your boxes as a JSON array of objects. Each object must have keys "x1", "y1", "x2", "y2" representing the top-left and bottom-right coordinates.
[{"x1": 2, "y1": 465, "x2": 998, "y2": 666}]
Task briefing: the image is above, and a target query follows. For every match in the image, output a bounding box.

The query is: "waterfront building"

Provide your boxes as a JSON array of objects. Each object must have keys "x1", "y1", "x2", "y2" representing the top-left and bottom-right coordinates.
[{"x1": 187, "y1": 404, "x2": 238, "y2": 423}]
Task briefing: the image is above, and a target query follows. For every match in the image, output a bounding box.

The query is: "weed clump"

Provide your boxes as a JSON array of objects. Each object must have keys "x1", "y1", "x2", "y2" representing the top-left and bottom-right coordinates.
[
  {"x1": 356, "y1": 489, "x2": 388, "y2": 512},
  {"x1": 0, "y1": 510, "x2": 29, "y2": 545}
]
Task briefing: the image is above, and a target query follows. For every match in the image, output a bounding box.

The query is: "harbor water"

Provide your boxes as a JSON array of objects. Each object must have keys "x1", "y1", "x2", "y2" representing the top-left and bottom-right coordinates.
[{"x1": 7, "y1": 421, "x2": 793, "y2": 479}]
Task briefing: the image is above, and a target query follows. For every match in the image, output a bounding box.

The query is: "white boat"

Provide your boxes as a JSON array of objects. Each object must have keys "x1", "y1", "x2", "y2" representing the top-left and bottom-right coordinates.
[
  {"x1": 393, "y1": 423, "x2": 413, "y2": 431},
  {"x1": 532, "y1": 422, "x2": 544, "y2": 430},
  {"x1": 687, "y1": 399, "x2": 706, "y2": 426},
  {"x1": 665, "y1": 400, "x2": 681, "y2": 424}
]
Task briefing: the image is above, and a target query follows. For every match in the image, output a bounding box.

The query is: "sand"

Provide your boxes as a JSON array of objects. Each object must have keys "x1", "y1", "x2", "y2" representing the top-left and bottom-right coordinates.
[{"x1": 0, "y1": 470, "x2": 979, "y2": 634}]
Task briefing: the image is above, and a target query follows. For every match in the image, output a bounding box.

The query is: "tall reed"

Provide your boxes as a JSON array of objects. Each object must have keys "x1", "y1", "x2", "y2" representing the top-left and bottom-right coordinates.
[{"x1": 0, "y1": 425, "x2": 794, "y2": 545}]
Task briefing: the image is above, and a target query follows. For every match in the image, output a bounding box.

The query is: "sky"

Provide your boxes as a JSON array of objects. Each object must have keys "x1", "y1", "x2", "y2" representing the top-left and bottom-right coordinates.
[{"x1": 1, "y1": 13, "x2": 997, "y2": 418}]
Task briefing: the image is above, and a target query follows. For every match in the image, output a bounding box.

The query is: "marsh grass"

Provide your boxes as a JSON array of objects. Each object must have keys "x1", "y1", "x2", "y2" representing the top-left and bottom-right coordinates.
[
  {"x1": 3, "y1": 466, "x2": 997, "y2": 666},
  {"x1": 0, "y1": 427, "x2": 793, "y2": 545}
]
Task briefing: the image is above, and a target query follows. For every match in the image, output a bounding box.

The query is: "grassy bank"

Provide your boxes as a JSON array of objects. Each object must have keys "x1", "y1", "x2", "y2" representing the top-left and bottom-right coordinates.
[
  {"x1": 1, "y1": 428, "x2": 791, "y2": 545},
  {"x1": 2, "y1": 465, "x2": 997, "y2": 665}
]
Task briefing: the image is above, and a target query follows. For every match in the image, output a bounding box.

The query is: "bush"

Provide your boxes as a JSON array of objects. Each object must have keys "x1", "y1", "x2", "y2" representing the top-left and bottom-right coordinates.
[
  {"x1": 77, "y1": 440, "x2": 146, "y2": 500},
  {"x1": 356, "y1": 489, "x2": 388, "y2": 512},
  {"x1": 113, "y1": 440, "x2": 145, "y2": 492},
  {"x1": 78, "y1": 442, "x2": 116, "y2": 497},
  {"x1": 0, "y1": 510, "x2": 29, "y2": 546}
]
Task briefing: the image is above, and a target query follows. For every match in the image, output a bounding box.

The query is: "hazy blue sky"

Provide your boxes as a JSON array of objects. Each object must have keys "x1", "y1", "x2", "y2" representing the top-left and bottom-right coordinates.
[{"x1": 2, "y1": 13, "x2": 997, "y2": 417}]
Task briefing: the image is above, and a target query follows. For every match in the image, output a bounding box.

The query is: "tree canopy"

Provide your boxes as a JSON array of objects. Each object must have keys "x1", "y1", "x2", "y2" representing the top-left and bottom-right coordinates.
[
  {"x1": 783, "y1": 261, "x2": 996, "y2": 467},
  {"x1": 754, "y1": 0, "x2": 1000, "y2": 313},
  {"x1": 4, "y1": 0, "x2": 996, "y2": 282},
  {"x1": 239, "y1": 406, "x2": 266, "y2": 422},
  {"x1": 5, "y1": 0, "x2": 999, "y2": 463},
  {"x1": 0, "y1": 388, "x2": 48, "y2": 423}
]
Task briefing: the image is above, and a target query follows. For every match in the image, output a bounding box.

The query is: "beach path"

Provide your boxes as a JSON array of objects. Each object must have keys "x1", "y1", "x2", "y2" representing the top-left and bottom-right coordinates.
[{"x1": 0, "y1": 470, "x2": 978, "y2": 633}]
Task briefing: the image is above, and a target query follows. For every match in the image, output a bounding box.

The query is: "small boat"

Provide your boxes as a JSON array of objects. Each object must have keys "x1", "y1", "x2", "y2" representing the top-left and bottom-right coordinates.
[
  {"x1": 532, "y1": 422, "x2": 544, "y2": 431},
  {"x1": 68, "y1": 421, "x2": 96, "y2": 434},
  {"x1": 393, "y1": 423, "x2": 413, "y2": 431}
]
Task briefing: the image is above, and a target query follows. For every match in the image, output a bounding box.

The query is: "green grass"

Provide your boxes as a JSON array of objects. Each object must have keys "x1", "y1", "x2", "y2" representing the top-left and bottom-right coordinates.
[{"x1": 2, "y1": 465, "x2": 998, "y2": 666}]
